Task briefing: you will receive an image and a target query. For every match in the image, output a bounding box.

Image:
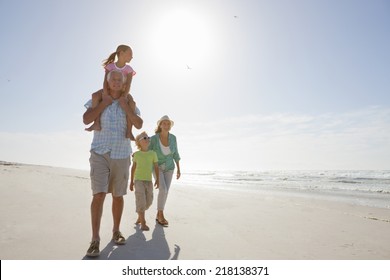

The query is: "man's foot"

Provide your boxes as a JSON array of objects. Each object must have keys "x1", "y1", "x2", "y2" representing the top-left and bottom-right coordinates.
[
  {"x1": 112, "y1": 231, "x2": 126, "y2": 245},
  {"x1": 85, "y1": 122, "x2": 101, "y2": 132},
  {"x1": 135, "y1": 218, "x2": 141, "y2": 225},
  {"x1": 86, "y1": 240, "x2": 100, "y2": 257}
]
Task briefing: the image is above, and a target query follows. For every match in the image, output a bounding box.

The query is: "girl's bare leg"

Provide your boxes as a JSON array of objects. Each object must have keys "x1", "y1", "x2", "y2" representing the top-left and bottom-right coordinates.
[
  {"x1": 85, "y1": 89, "x2": 104, "y2": 131},
  {"x1": 126, "y1": 94, "x2": 136, "y2": 140}
]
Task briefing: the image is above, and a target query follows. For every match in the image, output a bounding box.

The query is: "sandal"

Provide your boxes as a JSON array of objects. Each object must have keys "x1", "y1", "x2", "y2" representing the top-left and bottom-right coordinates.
[
  {"x1": 157, "y1": 219, "x2": 169, "y2": 227},
  {"x1": 141, "y1": 224, "x2": 150, "y2": 231},
  {"x1": 112, "y1": 231, "x2": 126, "y2": 245},
  {"x1": 86, "y1": 240, "x2": 100, "y2": 257}
]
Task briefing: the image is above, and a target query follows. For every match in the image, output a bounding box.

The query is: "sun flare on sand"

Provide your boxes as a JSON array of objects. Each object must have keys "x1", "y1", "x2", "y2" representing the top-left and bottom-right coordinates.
[{"x1": 149, "y1": 8, "x2": 215, "y2": 69}]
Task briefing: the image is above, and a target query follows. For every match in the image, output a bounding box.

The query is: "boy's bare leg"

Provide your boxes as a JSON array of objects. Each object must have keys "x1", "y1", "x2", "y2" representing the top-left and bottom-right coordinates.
[
  {"x1": 138, "y1": 211, "x2": 149, "y2": 231},
  {"x1": 85, "y1": 89, "x2": 104, "y2": 131}
]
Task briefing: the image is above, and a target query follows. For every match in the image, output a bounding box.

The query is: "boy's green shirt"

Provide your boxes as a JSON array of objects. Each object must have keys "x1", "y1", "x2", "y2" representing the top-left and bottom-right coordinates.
[{"x1": 133, "y1": 150, "x2": 158, "y2": 181}]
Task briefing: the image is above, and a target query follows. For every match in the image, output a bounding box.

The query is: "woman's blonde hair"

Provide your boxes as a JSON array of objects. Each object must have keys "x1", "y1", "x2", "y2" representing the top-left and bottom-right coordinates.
[
  {"x1": 102, "y1": 45, "x2": 132, "y2": 67},
  {"x1": 155, "y1": 120, "x2": 172, "y2": 134}
]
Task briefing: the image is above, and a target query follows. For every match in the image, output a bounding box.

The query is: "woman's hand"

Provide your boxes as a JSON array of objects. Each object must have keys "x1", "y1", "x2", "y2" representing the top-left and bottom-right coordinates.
[{"x1": 154, "y1": 179, "x2": 159, "y2": 189}]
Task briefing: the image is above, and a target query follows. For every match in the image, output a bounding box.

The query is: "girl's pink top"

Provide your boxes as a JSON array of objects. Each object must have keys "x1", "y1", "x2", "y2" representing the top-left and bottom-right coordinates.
[{"x1": 105, "y1": 63, "x2": 136, "y2": 76}]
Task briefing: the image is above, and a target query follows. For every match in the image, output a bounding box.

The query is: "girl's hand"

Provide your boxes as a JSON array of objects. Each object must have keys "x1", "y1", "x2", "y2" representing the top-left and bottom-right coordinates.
[
  {"x1": 129, "y1": 182, "x2": 134, "y2": 191},
  {"x1": 101, "y1": 93, "x2": 113, "y2": 107},
  {"x1": 102, "y1": 88, "x2": 109, "y2": 97},
  {"x1": 176, "y1": 171, "x2": 181, "y2": 180},
  {"x1": 119, "y1": 95, "x2": 128, "y2": 110}
]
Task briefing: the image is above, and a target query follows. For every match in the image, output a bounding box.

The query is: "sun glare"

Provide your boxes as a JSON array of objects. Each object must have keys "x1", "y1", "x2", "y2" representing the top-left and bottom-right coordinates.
[{"x1": 149, "y1": 8, "x2": 215, "y2": 69}]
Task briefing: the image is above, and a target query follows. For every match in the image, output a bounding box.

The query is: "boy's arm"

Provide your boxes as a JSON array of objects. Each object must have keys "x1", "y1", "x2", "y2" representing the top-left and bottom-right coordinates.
[
  {"x1": 130, "y1": 162, "x2": 136, "y2": 191},
  {"x1": 153, "y1": 162, "x2": 159, "y2": 188},
  {"x1": 83, "y1": 94, "x2": 112, "y2": 125}
]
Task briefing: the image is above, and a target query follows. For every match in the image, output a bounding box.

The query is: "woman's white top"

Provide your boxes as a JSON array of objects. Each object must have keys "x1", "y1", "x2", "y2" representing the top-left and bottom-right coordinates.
[{"x1": 159, "y1": 139, "x2": 171, "y2": 156}]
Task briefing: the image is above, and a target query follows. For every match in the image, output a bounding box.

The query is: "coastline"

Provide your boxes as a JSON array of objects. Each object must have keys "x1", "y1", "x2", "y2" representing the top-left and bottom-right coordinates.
[{"x1": 1, "y1": 162, "x2": 389, "y2": 260}]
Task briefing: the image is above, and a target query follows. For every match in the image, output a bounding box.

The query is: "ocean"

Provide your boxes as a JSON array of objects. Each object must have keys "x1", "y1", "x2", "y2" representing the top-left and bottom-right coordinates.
[{"x1": 177, "y1": 170, "x2": 390, "y2": 209}]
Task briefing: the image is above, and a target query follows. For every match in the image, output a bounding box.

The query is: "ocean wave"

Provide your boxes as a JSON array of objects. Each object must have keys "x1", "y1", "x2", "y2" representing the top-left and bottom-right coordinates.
[
  {"x1": 334, "y1": 180, "x2": 361, "y2": 184},
  {"x1": 179, "y1": 170, "x2": 390, "y2": 209},
  {"x1": 182, "y1": 170, "x2": 390, "y2": 194}
]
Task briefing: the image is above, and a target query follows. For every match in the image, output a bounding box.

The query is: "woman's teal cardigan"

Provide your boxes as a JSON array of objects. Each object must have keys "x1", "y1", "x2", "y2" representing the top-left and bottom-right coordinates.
[{"x1": 149, "y1": 133, "x2": 181, "y2": 171}]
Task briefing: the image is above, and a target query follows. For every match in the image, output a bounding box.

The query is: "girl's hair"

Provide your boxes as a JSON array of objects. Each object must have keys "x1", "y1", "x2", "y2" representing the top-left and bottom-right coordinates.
[{"x1": 102, "y1": 45, "x2": 131, "y2": 67}]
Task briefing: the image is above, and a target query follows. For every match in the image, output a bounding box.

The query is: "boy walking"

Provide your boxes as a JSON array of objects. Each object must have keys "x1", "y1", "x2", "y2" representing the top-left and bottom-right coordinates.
[{"x1": 130, "y1": 132, "x2": 159, "y2": 231}]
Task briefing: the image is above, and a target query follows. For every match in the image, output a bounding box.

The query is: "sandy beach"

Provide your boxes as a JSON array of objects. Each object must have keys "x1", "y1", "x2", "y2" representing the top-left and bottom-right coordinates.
[{"x1": 1, "y1": 161, "x2": 390, "y2": 260}]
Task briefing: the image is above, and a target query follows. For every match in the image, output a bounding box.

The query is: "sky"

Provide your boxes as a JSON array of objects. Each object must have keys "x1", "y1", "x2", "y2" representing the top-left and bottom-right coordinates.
[{"x1": 0, "y1": 0, "x2": 389, "y2": 171}]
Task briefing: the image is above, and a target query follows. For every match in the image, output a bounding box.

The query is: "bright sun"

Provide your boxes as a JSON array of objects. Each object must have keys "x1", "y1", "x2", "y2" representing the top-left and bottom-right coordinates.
[{"x1": 149, "y1": 8, "x2": 215, "y2": 69}]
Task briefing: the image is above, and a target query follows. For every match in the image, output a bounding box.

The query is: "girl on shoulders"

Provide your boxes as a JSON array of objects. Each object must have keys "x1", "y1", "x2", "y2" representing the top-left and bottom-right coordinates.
[{"x1": 85, "y1": 44, "x2": 137, "y2": 139}]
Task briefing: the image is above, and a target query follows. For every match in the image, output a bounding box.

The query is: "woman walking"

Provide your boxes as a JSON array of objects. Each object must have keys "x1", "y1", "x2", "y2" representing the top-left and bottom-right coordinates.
[{"x1": 149, "y1": 115, "x2": 181, "y2": 226}]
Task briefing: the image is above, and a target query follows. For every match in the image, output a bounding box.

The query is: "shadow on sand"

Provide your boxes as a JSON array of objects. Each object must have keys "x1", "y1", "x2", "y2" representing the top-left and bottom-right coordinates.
[{"x1": 82, "y1": 222, "x2": 180, "y2": 260}]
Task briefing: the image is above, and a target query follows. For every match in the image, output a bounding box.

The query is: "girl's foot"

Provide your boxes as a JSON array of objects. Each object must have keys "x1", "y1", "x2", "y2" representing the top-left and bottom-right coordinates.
[
  {"x1": 126, "y1": 129, "x2": 135, "y2": 140},
  {"x1": 85, "y1": 122, "x2": 101, "y2": 132}
]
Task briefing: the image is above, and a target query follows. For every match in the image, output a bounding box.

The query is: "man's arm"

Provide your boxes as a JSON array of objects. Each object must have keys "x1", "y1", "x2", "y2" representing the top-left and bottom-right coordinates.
[{"x1": 83, "y1": 94, "x2": 112, "y2": 125}]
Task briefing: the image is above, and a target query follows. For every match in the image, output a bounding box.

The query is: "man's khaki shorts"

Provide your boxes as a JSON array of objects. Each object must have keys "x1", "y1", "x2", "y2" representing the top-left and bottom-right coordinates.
[{"x1": 89, "y1": 152, "x2": 130, "y2": 197}]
